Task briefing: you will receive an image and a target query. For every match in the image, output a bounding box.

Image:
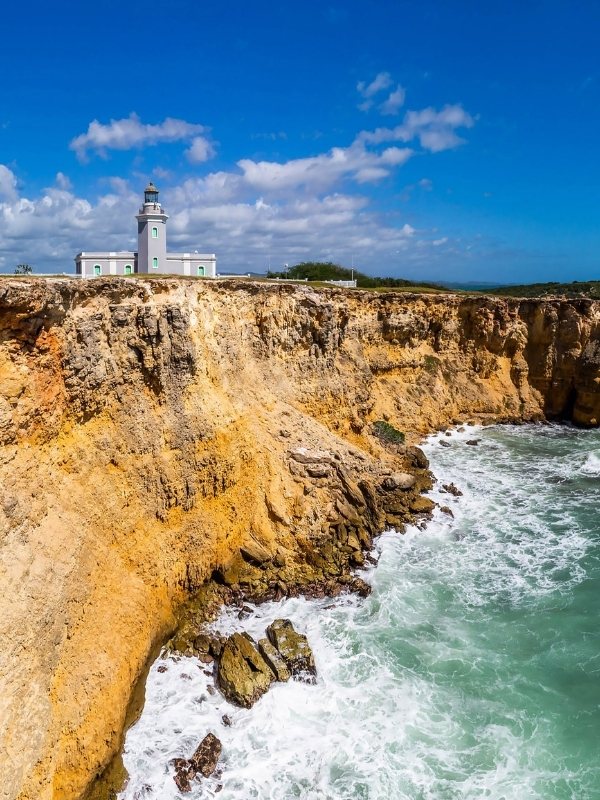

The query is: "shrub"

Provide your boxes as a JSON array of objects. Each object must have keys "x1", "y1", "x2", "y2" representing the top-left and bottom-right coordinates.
[
  {"x1": 372, "y1": 420, "x2": 405, "y2": 444},
  {"x1": 423, "y1": 355, "x2": 441, "y2": 373}
]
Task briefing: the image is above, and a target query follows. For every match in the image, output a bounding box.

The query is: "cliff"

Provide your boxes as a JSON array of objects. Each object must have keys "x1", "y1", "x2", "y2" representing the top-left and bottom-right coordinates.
[{"x1": 0, "y1": 278, "x2": 598, "y2": 800}]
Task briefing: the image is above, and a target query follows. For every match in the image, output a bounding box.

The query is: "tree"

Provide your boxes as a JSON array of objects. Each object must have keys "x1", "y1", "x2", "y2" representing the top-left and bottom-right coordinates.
[
  {"x1": 266, "y1": 260, "x2": 442, "y2": 289},
  {"x1": 14, "y1": 264, "x2": 33, "y2": 275}
]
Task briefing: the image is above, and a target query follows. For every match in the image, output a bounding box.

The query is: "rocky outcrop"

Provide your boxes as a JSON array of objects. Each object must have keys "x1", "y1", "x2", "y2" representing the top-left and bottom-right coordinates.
[
  {"x1": 217, "y1": 633, "x2": 275, "y2": 708},
  {"x1": 0, "y1": 278, "x2": 598, "y2": 800},
  {"x1": 215, "y1": 619, "x2": 314, "y2": 708},
  {"x1": 257, "y1": 638, "x2": 291, "y2": 682},
  {"x1": 266, "y1": 619, "x2": 316, "y2": 681},
  {"x1": 172, "y1": 733, "x2": 222, "y2": 793}
]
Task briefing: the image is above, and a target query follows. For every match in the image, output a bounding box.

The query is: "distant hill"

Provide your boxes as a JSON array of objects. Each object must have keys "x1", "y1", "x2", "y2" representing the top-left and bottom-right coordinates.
[
  {"x1": 267, "y1": 261, "x2": 444, "y2": 290},
  {"x1": 488, "y1": 280, "x2": 600, "y2": 299}
]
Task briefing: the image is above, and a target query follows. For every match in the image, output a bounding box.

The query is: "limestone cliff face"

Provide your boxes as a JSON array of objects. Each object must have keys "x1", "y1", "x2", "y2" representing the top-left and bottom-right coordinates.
[{"x1": 0, "y1": 278, "x2": 598, "y2": 800}]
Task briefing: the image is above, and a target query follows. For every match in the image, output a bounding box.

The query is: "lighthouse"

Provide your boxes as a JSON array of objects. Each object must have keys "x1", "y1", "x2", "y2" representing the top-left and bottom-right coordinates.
[
  {"x1": 136, "y1": 182, "x2": 169, "y2": 273},
  {"x1": 74, "y1": 182, "x2": 216, "y2": 278}
]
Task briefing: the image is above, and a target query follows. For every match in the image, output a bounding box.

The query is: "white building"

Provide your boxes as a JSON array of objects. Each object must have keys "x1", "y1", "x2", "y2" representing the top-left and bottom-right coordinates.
[{"x1": 75, "y1": 182, "x2": 216, "y2": 278}]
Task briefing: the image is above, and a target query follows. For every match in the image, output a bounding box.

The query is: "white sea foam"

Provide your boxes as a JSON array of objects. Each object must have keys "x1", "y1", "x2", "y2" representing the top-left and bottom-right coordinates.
[
  {"x1": 119, "y1": 424, "x2": 600, "y2": 800},
  {"x1": 580, "y1": 450, "x2": 600, "y2": 476}
]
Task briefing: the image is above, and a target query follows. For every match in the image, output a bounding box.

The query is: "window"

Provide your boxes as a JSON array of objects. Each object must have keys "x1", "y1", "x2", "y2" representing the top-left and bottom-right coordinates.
[
  {"x1": 197, "y1": 265, "x2": 205, "y2": 277},
  {"x1": 152, "y1": 257, "x2": 158, "y2": 269},
  {"x1": 94, "y1": 264, "x2": 102, "y2": 276},
  {"x1": 151, "y1": 227, "x2": 158, "y2": 239},
  {"x1": 124, "y1": 264, "x2": 132, "y2": 275}
]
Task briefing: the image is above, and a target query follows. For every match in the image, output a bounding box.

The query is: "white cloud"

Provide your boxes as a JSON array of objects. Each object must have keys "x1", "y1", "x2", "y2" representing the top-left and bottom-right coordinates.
[
  {"x1": 55, "y1": 172, "x2": 72, "y2": 190},
  {"x1": 358, "y1": 104, "x2": 475, "y2": 152},
  {"x1": 380, "y1": 147, "x2": 413, "y2": 166},
  {"x1": 70, "y1": 113, "x2": 211, "y2": 161},
  {"x1": 153, "y1": 166, "x2": 173, "y2": 181},
  {"x1": 106, "y1": 176, "x2": 131, "y2": 194},
  {"x1": 0, "y1": 171, "x2": 456, "y2": 278},
  {"x1": 358, "y1": 100, "x2": 374, "y2": 112},
  {"x1": 185, "y1": 136, "x2": 215, "y2": 164},
  {"x1": 357, "y1": 72, "x2": 394, "y2": 112},
  {"x1": 237, "y1": 142, "x2": 414, "y2": 194},
  {"x1": 0, "y1": 91, "x2": 476, "y2": 277},
  {"x1": 0, "y1": 165, "x2": 18, "y2": 201},
  {"x1": 357, "y1": 71, "x2": 393, "y2": 98},
  {"x1": 380, "y1": 86, "x2": 406, "y2": 115}
]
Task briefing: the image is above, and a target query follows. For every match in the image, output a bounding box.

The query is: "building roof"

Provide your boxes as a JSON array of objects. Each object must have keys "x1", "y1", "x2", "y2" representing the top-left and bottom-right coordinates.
[{"x1": 144, "y1": 181, "x2": 159, "y2": 194}]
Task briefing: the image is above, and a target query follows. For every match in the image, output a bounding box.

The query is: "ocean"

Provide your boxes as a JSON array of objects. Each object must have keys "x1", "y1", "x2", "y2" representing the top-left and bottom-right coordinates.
[{"x1": 118, "y1": 423, "x2": 600, "y2": 799}]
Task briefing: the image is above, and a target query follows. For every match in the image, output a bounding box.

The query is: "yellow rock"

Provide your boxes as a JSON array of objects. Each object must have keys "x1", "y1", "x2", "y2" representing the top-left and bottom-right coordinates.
[{"x1": 0, "y1": 277, "x2": 597, "y2": 800}]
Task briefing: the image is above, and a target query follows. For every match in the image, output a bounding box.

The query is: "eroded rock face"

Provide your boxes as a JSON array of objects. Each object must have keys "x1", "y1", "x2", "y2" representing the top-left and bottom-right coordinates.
[
  {"x1": 257, "y1": 638, "x2": 291, "y2": 682},
  {"x1": 0, "y1": 278, "x2": 598, "y2": 800}
]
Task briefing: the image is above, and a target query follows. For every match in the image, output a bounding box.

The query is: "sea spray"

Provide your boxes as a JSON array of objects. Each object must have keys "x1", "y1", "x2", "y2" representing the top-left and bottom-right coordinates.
[{"x1": 120, "y1": 424, "x2": 600, "y2": 799}]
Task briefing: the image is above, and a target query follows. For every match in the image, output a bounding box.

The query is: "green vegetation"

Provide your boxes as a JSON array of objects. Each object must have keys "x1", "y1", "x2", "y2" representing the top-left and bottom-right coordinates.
[
  {"x1": 267, "y1": 261, "x2": 444, "y2": 290},
  {"x1": 423, "y1": 355, "x2": 441, "y2": 373},
  {"x1": 14, "y1": 263, "x2": 33, "y2": 275},
  {"x1": 372, "y1": 420, "x2": 406, "y2": 445},
  {"x1": 489, "y1": 280, "x2": 600, "y2": 299}
]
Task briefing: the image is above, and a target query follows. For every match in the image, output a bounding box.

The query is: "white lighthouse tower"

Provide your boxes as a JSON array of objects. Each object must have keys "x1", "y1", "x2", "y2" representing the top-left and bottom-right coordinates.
[
  {"x1": 74, "y1": 181, "x2": 216, "y2": 277},
  {"x1": 136, "y1": 181, "x2": 168, "y2": 273}
]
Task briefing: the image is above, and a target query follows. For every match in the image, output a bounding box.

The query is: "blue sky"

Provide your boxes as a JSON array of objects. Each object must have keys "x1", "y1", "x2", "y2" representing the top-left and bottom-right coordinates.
[{"x1": 1, "y1": 0, "x2": 599, "y2": 282}]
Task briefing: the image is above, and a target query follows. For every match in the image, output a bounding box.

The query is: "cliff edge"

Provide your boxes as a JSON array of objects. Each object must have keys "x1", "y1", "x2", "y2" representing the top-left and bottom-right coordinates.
[{"x1": 0, "y1": 278, "x2": 598, "y2": 800}]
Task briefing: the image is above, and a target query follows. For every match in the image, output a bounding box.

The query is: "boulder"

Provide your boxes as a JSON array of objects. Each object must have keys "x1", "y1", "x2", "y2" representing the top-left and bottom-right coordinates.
[
  {"x1": 172, "y1": 732, "x2": 222, "y2": 792},
  {"x1": 346, "y1": 532, "x2": 362, "y2": 552},
  {"x1": 466, "y1": 439, "x2": 480, "y2": 446},
  {"x1": 240, "y1": 539, "x2": 273, "y2": 566},
  {"x1": 336, "y1": 466, "x2": 367, "y2": 509},
  {"x1": 382, "y1": 472, "x2": 416, "y2": 491},
  {"x1": 257, "y1": 638, "x2": 291, "y2": 682},
  {"x1": 217, "y1": 632, "x2": 274, "y2": 707},
  {"x1": 209, "y1": 636, "x2": 225, "y2": 658},
  {"x1": 266, "y1": 619, "x2": 316, "y2": 681},
  {"x1": 442, "y1": 482, "x2": 463, "y2": 497},
  {"x1": 409, "y1": 496, "x2": 436, "y2": 514},
  {"x1": 190, "y1": 732, "x2": 222, "y2": 778},
  {"x1": 193, "y1": 634, "x2": 212, "y2": 655},
  {"x1": 406, "y1": 445, "x2": 429, "y2": 469},
  {"x1": 289, "y1": 447, "x2": 334, "y2": 465},
  {"x1": 349, "y1": 576, "x2": 372, "y2": 597},
  {"x1": 173, "y1": 761, "x2": 192, "y2": 793},
  {"x1": 306, "y1": 463, "x2": 330, "y2": 478}
]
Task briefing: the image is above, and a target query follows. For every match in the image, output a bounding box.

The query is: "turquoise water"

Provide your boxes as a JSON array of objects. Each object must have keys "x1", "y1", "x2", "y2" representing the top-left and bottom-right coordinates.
[{"x1": 120, "y1": 424, "x2": 600, "y2": 799}]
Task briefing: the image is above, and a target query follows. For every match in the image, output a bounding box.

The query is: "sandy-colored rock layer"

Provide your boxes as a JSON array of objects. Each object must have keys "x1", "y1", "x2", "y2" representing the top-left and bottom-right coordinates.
[{"x1": 0, "y1": 278, "x2": 598, "y2": 800}]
